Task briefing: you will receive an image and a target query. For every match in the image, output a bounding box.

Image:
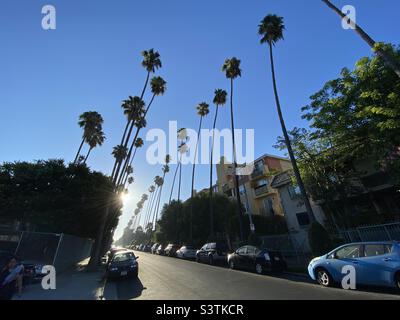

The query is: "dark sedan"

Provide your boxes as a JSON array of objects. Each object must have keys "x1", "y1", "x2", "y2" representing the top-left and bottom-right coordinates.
[
  {"x1": 106, "y1": 250, "x2": 139, "y2": 279},
  {"x1": 227, "y1": 245, "x2": 287, "y2": 275}
]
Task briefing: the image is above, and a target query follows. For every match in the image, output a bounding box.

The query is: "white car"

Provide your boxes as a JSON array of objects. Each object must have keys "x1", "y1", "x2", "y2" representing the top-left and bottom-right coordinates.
[{"x1": 176, "y1": 246, "x2": 197, "y2": 260}]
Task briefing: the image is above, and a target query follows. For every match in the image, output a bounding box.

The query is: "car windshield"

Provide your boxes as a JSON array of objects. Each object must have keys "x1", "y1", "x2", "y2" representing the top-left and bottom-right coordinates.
[{"x1": 113, "y1": 252, "x2": 136, "y2": 262}]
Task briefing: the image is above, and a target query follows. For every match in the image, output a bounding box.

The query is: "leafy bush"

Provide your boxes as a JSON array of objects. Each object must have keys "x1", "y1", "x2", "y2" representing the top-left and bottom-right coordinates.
[{"x1": 308, "y1": 222, "x2": 333, "y2": 257}]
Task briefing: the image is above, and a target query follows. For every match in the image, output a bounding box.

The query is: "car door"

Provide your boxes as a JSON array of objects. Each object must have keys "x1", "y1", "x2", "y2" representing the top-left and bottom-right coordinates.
[
  {"x1": 235, "y1": 246, "x2": 248, "y2": 269},
  {"x1": 199, "y1": 245, "x2": 208, "y2": 261},
  {"x1": 356, "y1": 244, "x2": 397, "y2": 286},
  {"x1": 327, "y1": 244, "x2": 362, "y2": 283},
  {"x1": 243, "y1": 246, "x2": 257, "y2": 270}
]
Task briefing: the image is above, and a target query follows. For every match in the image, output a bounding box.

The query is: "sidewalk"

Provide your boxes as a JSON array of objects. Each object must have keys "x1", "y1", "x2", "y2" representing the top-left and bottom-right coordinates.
[{"x1": 14, "y1": 260, "x2": 118, "y2": 300}]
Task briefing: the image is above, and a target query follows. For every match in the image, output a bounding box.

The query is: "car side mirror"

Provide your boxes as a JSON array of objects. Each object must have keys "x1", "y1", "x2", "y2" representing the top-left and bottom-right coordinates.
[
  {"x1": 328, "y1": 253, "x2": 335, "y2": 259},
  {"x1": 135, "y1": 256, "x2": 139, "y2": 260}
]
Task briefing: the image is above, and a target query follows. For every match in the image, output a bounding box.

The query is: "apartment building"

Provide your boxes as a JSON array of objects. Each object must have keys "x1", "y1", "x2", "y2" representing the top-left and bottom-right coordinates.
[{"x1": 216, "y1": 154, "x2": 292, "y2": 218}]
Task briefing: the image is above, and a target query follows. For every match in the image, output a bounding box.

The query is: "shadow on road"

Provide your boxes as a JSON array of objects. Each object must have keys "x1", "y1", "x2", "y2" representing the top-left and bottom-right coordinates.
[{"x1": 114, "y1": 277, "x2": 147, "y2": 300}]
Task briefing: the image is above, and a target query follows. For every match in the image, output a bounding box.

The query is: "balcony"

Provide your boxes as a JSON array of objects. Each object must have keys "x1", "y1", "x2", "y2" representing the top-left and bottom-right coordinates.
[
  {"x1": 254, "y1": 185, "x2": 269, "y2": 197},
  {"x1": 251, "y1": 168, "x2": 265, "y2": 180}
]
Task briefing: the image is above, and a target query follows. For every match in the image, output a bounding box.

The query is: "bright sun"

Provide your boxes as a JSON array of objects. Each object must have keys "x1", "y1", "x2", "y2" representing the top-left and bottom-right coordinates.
[{"x1": 120, "y1": 193, "x2": 129, "y2": 204}]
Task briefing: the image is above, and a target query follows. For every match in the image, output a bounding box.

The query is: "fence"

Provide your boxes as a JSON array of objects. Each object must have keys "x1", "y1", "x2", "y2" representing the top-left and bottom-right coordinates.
[
  {"x1": 338, "y1": 222, "x2": 400, "y2": 243},
  {"x1": 0, "y1": 228, "x2": 93, "y2": 272},
  {"x1": 260, "y1": 234, "x2": 312, "y2": 268}
]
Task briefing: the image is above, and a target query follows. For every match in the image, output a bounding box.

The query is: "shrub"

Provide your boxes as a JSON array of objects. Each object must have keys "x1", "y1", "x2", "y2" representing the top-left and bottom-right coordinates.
[{"x1": 308, "y1": 222, "x2": 332, "y2": 257}]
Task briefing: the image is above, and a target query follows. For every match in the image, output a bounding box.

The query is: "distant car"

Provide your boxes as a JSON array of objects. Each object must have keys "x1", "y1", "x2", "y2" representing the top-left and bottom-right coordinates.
[
  {"x1": 196, "y1": 242, "x2": 228, "y2": 265},
  {"x1": 142, "y1": 244, "x2": 152, "y2": 253},
  {"x1": 164, "y1": 244, "x2": 180, "y2": 257},
  {"x1": 106, "y1": 250, "x2": 139, "y2": 279},
  {"x1": 156, "y1": 244, "x2": 165, "y2": 255},
  {"x1": 308, "y1": 241, "x2": 400, "y2": 290},
  {"x1": 176, "y1": 246, "x2": 197, "y2": 260},
  {"x1": 151, "y1": 243, "x2": 159, "y2": 254},
  {"x1": 227, "y1": 245, "x2": 287, "y2": 274}
]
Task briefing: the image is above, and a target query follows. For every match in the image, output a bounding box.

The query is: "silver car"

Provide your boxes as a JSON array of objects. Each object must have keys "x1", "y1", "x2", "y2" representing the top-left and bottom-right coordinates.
[{"x1": 176, "y1": 246, "x2": 197, "y2": 260}]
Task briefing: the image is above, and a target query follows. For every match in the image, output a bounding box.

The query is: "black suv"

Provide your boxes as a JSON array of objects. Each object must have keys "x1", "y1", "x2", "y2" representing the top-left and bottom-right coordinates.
[{"x1": 196, "y1": 242, "x2": 228, "y2": 265}]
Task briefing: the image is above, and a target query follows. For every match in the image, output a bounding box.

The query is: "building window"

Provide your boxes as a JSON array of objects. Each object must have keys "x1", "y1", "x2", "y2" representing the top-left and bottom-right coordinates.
[
  {"x1": 296, "y1": 212, "x2": 310, "y2": 226},
  {"x1": 254, "y1": 160, "x2": 264, "y2": 173},
  {"x1": 288, "y1": 185, "x2": 301, "y2": 199},
  {"x1": 262, "y1": 198, "x2": 274, "y2": 217}
]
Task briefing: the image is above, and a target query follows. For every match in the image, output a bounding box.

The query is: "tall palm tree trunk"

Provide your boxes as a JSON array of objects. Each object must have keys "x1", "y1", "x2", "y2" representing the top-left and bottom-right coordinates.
[
  {"x1": 147, "y1": 187, "x2": 160, "y2": 226},
  {"x1": 178, "y1": 157, "x2": 182, "y2": 202},
  {"x1": 190, "y1": 117, "x2": 203, "y2": 243},
  {"x1": 169, "y1": 161, "x2": 181, "y2": 204},
  {"x1": 209, "y1": 106, "x2": 219, "y2": 239},
  {"x1": 83, "y1": 147, "x2": 93, "y2": 164},
  {"x1": 268, "y1": 42, "x2": 315, "y2": 223},
  {"x1": 74, "y1": 139, "x2": 85, "y2": 164},
  {"x1": 229, "y1": 78, "x2": 244, "y2": 241},
  {"x1": 144, "y1": 190, "x2": 156, "y2": 227},
  {"x1": 322, "y1": 0, "x2": 400, "y2": 78}
]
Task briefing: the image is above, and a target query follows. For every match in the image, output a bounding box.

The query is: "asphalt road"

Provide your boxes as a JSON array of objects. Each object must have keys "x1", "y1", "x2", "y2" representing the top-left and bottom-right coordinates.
[{"x1": 110, "y1": 251, "x2": 400, "y2": 300}]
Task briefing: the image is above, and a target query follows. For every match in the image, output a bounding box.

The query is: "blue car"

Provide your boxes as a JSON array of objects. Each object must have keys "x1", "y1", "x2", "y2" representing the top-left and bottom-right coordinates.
[{"x1": 308, "y1": 241, "x2": 400, "y2": 290}]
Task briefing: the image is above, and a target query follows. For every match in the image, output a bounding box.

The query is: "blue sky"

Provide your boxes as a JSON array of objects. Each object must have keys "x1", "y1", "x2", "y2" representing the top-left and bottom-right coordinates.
[{"x1": 1, "y1": 1, "x2": 399, "y2": 240}]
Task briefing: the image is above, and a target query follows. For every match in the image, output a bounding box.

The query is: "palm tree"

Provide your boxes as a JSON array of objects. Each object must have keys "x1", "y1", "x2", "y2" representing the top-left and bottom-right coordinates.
[
  {"x1": 190, "y1": 103, "x2": 209, "y2": 242},
  {"x1": 113, "y1": 96, "x2": 146, "y2": 184},
  {"x1": 118, "y1": 49, "x2": 162, "y2": 151},
  {"x1": 110, "y1": 145, "x2": 128, "y2": 178},
  {"x1": 121, "y1": 138, "x2": 144, "y2": 186},
  {"x1": 74, "y1": 111, "x2": 104, "y2": 164},
  {"x1": 258, "y1": 14, "x2": 315, "y2": 223},
  {"x1": 83, "y1": 128, "x2": 106, "y2": 164},
  {"x1": 153, "y1": 159, "x2": 170, "y2": 229},
  {"x1": 143, "y1": 185, "x2": 156, "y2": 227},
  {"x1": 149, "y1": 174, "x2": 165, "y2": 228},
  {"x1": 208, "y1": 89, "x2": 227, "y2": 239},
  {"x1": 321, "y1": 0, "x2": 400, "y2": 78},
  {"x1": 117, "y1": 77, "x2": 167, "y2": 186},
  {"x1": 222, "y1": 58, "x2": 244, "y2": 241},
  {"x1": 168, "y1": 129, "x2": 188, "y2": 204}
]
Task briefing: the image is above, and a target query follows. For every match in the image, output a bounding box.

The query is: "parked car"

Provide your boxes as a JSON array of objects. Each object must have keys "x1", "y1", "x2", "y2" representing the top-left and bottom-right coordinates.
[
  {"x1": 308, "y1": 241, "x2": 400, "y2": 290},
  {"x1": 176, "y1": 246, "x2": 197, "y2": 260},
  {"x1": 107, "y1": 247, "x2": 126, "y2": 264},
  {"x1": 106, "y1": 250, "x2": 139, "y2": 279},
  {"x1": 227, "y1": 245, "x2": 287, "y2": 274},
  {"x1": 156, "y1": 244, "x2": 165, "y2": 255},
  {"x1": 151, "y1": 243, "x2": 159, "y2": 254},
  {"x1": 196, "y1": 242, "x2": 228, "y2": 265},
  {"x1": 164, "y1": 244, "x2": 180, "y2": 257},
  {"x1": 0, "y1": 250, "x2": 46, "y2": 284},
  {"x1": 143, "y1": 244, "x2": 152, "y2": 253}
]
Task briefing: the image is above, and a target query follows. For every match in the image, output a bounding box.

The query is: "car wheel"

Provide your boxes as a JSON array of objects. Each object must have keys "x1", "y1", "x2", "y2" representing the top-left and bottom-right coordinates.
[
  {"x1": 255, "y1": 263, "x2": 263, "y2": 275},
  {"x1": 229, "y1": 260, "x2": 235, "y2": 270},
  {"x1": 316, "y1": 268, "x2": 332, "y2": 287},
  {"x1": 395, "y1": 272, "x2": 400, "y2": 292},
  {"x1": 196, "y1": 255, "x2": 200, "y2": 263},
  {"x1": 208, "y1": 255, "x2": 214, "y2": 265}
]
